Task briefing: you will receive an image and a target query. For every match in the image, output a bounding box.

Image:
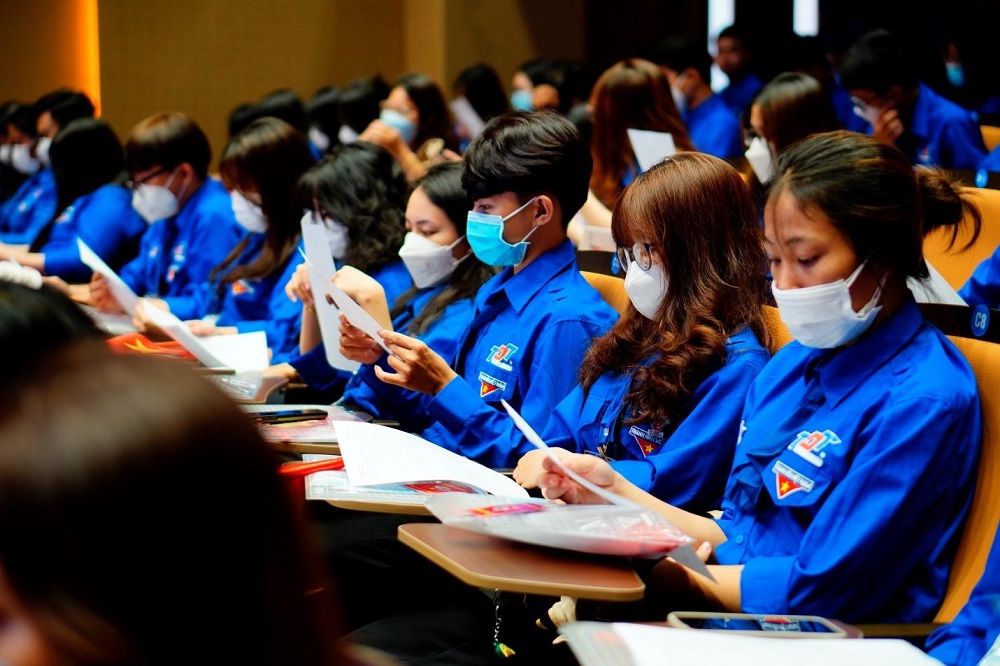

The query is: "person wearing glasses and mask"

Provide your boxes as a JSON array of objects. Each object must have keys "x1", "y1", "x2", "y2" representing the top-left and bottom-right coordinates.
[
  {"x1": 90, "y1": 112, "x2": 241, "y2": 313},
  {"x1": 839, "y1": 29, "x2": 987, "y2": 170},
  {"x1": 131, "y1": 117, "x2": 315, "y2": 365},
  {"x1": 513, "y1": 152, "x2": 770, "y2": 516},
  {"x1": 520, "y1": 131, "x2": 982, "y2": 633}
]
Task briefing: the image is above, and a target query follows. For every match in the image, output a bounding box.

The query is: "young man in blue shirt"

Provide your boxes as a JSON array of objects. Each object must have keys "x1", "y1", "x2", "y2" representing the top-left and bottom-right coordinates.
[
  {"x1": 654, "y1": 35, "x2": 744, "y2": 160},
  {"x1": 90, "y1": 112, "x2": 240, "y2": 312},
  {"x1": 313, "y1": 110, "x2": 618, "y2": 663},
  {"x1": 372, "y1": 110, "x2": 619, "y2": 469},
  {"x1": 840, "y1": 29, "x2": 988, "y2": 170}
]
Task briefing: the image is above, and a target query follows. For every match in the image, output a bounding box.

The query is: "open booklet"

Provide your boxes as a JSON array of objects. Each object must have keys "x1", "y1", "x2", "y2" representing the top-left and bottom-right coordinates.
[
  {"x1": 422, "y1": 400, "x2": 710, "y2": 579},
  {"x1": 300, "y1": 421, "x2": 527, "y2": 506},
  {"x1": 559, "y1": 622, "x2": 941, "y2": 666}
]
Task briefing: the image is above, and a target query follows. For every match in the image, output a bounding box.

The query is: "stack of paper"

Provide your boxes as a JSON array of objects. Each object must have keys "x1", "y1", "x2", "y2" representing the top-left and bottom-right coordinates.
[
  {"x1": 559, "y1": 622, "x2": 942, "y2": 666},
  {"x1": 302, "y1": 421, "x2": 527, "y2": 505}
]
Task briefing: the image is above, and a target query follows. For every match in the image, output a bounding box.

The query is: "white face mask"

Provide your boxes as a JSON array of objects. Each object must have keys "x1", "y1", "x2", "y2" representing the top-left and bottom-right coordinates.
[
  {"x1": 308, "y1": 126, "x2": 330, "y2": 153},
  {"x1": 131, "y1": 171, "x2": 180, "y2": 224},
  {"x1": 398, "y1": 231, "x2": 467, "y2": 288},
  {"x1": 745, "y1": 136, "x2": 773, "y2": 182},
  {"x1": 231, "y1": 190, "x2": 268, "y2": 233},
  {"x1": 771, "y1": 259, "x2": 885, "y2": 349},
  {"x1": 0, "y1": 143, "x2": 13, "y2": 165},
  {"x1": 10, "y1": 143, "x2": 40, "y2": 176},
  {"x1": 338, "y1": 125, "x2": 359, "y2": 145},
  {"x1": 34, "y1": 137, "x2": 52, "y2": 167},
  {"x1": 852, "y1": 99, "x2": 881, "y2": 126},
  {"x1": 624, "y1": 261, "x2": 668, "y2": 320},
  {"x1": 324, "y1": 217, "x2": 351, "y2": 259}
]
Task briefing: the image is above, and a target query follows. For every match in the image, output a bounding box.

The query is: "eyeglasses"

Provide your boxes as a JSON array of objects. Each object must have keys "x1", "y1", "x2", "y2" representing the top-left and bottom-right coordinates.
[
  {"x1": 125, "y1": 166, "x2": 169, "y2": 190},
  {"x1": 616, "y1": 242, "x2": 654, "y2": 271},
  {"x1": 379, "y1": 100, "x2": 415, "y2": 116}
]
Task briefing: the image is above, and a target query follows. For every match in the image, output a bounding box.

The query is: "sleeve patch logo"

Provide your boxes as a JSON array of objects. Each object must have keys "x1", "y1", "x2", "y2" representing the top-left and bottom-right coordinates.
[
  {"x1": 478, "y1": 371, "x2": 507, "y2": 397},
  {"x1": 772, "y1": 460, "x2": 815, "y2": 499}
]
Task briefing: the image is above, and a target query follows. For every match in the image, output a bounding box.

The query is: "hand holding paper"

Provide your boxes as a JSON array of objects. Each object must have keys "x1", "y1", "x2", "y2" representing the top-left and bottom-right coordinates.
[
  {"x1": 78, "y1": 238, "x2": 139, "y2": 315},
  {"x1": 374, "y1": 330, "x2": 459, "y2": 395}
]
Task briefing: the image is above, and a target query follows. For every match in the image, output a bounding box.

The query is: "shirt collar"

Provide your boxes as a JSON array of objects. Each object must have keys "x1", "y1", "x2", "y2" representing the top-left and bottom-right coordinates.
[
  {"x1": 486, "y1": 239, "x2": 577, "y2": 314},
  {"x1": 807, "y1": 295, "x2": 923, "y2": 409}
]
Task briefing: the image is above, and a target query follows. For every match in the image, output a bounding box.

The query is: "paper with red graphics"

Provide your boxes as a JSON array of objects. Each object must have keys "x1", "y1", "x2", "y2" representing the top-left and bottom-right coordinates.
[
  {"x1": 427, "y1": 400, "x2": 713, "y2": 578},
  {"x1": 331, "y1": 421, "x2": 528, "y2": 498}
]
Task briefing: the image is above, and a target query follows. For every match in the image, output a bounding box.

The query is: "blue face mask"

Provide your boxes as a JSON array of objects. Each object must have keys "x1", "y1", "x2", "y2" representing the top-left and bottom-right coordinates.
[
  {"x1": 380, "y1": 109, "x2": 417, "y2": 145},
  {"x1": 466, "y1": 197, "x2": 539, "y2": 266},
  {"x1": 511, "y1": 89, "x2": 534, "y2": 111},
  {"x1": 946, "y1": 62, "x2": 966, "y2": 88}
]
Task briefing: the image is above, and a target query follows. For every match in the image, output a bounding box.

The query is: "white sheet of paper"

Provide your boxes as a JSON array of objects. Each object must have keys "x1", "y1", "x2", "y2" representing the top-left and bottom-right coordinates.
[
  {"x1": 299, "y1": 221, "x2": 360, "y2": 372},
  {"x1": 315, "y1": 267, "x2": 394, "y2": 356},
  {"x1": 333, "y1": 421, "x2": 527, "y2": 497},
  {"x1": 584, "y1": 225, "x2": 615, "y2": 252},
  {"x1": 908, "y1": 262, "x2": 967, "y2": 305},
  {"x1": 141, "y1": 304, "x2": 269, "y2": 372},
  {"x1": 76, "y1": 238, "x2": 140, "y2": 315},
  {"x1": 561, "y1": 622, "x2": 941, "y2": 666},
  {"x1": 627, "y1": 129, "x2": 676, "y2": 173},
  {"x1": 450, "y1": 96, "x2": 485, "y2": 138},
  {"x1": 199, "y1": 331, "x2": 270, "y2": 373}
]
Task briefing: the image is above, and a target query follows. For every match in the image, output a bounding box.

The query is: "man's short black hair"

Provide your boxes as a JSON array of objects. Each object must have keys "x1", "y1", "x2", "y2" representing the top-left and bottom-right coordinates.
[
  {"x1": 33, "y1": 89, "x2": 95, "y2": 131},
  {"x1": 650, "y1": 34, "x2": 714, "y2": 82},
  {"x1": 839, "y1": 29, "x2": 918, "y2": 95},
  {"x1": 462, "y1": 110, "x2": 592, "y2": 225}
]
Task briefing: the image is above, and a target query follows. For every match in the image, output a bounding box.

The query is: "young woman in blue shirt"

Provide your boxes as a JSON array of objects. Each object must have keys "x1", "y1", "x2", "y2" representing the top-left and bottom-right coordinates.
[
  {"x1": 270, "y1": 142, "x2": 413, "y2": 398},
  {"x1": 513, "y1": 152, "x2": 770, "y2": 516},
  {"x1": 335, "y1": 161, "x2": 497, "y2": 427},
  {"x1": 525, "y1": 131, "x2": 983, "y2": 627}
]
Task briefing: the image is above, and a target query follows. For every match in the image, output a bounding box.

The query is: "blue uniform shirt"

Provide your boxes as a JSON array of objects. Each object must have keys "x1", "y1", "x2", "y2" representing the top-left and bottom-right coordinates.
[
  {"x1": 685, "y1": 94, "x2": 744, "y2": 159},
  {"x1": 288, "y1": 258, "x2": 413, "y2": 390},
  {"x1": 959, "y1": 246, "x2": 1000, "y2": 307},
  {"x1": 119, "y1": 179, "x2": 241, "y2": 301},
  {"x1": 715, "y1": 297, "x2": 981, "y2": 623},
  {"x1": 719, "y1": 73, "x2": 764, "y2": 118},
  {"x1": 339, "y1": 284, "x2": 476, "y2": 428},
  {"x1": 889, "y1": 83, "x2": 987, "y2": 170},
  {"x1": 541, "y1": 328, "x2": 769, "y2": 515},
  {"x1": 42, "y1": 183, "x2": 146, "y2": 282},
  {"x1": 0, "y1": 168, "x2": 57, "y2": 245},
  {"x1": 925, "y1": 529, "x2": 1000, "y2": 665},
  {"x1": 419, "y1": 240, "x2": 619, "y2": 469},
  {"x1": 229, "y1": 242, "x2": 304, "y2": 365}
]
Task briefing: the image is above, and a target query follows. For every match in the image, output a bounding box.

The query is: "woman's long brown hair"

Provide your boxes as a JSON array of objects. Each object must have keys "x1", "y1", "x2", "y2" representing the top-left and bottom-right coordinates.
[
  {"x1": 589, "y1": 59, "x2": 694, "y2": 209},
  {"x1": 580, "y1": 152, "x2": 770, "y2": 425}
]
